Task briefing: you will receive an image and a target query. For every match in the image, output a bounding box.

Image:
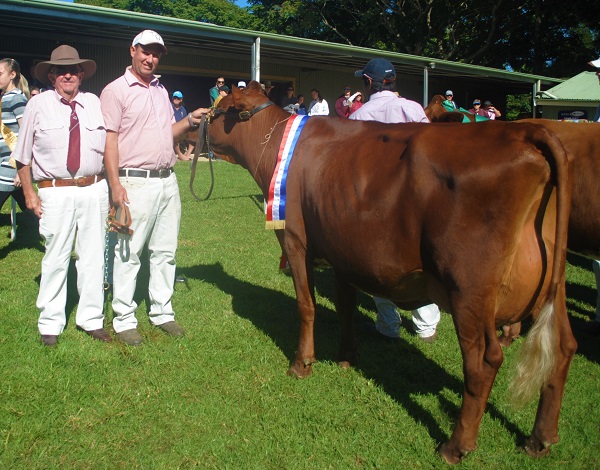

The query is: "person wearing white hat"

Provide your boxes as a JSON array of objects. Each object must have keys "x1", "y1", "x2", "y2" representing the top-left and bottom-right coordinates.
[
  {"x1": 237, "y1": 81, "x2": 247, "y2": 89},
  {"x1": 100, "y1": 30, "x2": 211, "y2": 345},
  {"x1": 443, "y1": 89, "x2": 458, "y2": 109},
  {"x1": 13, "y1": 45, "x2": 111, "y2": 346}
]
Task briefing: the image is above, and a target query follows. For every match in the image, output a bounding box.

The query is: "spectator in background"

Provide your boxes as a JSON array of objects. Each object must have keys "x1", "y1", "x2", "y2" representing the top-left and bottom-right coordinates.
[
  {"x1": 13, "y1": 46, "x2": 110, "y2": 346},
  {"x1": 348, "y1": 91, "x2": 364, "y2": 115},
  {"x1": 29, "y1": 86, "x2": 41, "y2": 97},
  {"x1": 335, "y1": 85, "x2": 352, "y2": 118},
  {"x1": 237, "y1": 80, "x2": 246, "y2": 89},
  {"x1": 171, "y1": 91, "x2": 193, "y2": 161},
  {"x1": 350, "y1": 57, "x2": 439, "y2": 343},
  {"x1": 468, "y1": 99, "x2": 487, "y2": 117},
  {"x1": 0, "y1": 58, "x2": 29, "y2": 220},
  {"x1": 213, "y1": 85, "x2": 229, "y2": 107},
  {"x1": 295, "y1": 94, "x2": 307, "y2": 115},
  {"x1": 281, "y1": 85, "x2": 298, "y2": 113},
  {"x1": 443, "y1": 90, "x2": 457, "y2": 109},
  {"x1": 264, "y1": 80, "x2": 275, "y2": 99},
  {"x1": 209, "y1": 76, "x2": 225, "y2": 105},
  {"x1": 307, "y1": 88, "x2": 329, "y2": 116},
  {"x1": 482, "y1": 100, "x2": 501, "y2": 120}
]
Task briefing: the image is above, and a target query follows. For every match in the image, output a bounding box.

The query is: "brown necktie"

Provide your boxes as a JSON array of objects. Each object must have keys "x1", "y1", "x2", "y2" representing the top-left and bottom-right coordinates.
[{"x1": 61, "y1": 98, "x2": 80, "y2": 176}]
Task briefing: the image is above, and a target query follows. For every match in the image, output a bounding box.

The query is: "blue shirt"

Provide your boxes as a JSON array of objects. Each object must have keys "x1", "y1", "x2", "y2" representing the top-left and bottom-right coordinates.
[{"x1": 172, "y1": 104, "x2": 187, "y2": 123}]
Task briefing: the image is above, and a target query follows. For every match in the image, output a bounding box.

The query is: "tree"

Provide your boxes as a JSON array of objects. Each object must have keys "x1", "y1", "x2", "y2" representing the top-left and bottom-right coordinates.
[
  {"x1": 76, "y1": 0, "x2": 261, "y2": 30},
  {"x1": 247, "y1": 0, "x2": 600, "y2": 78}
]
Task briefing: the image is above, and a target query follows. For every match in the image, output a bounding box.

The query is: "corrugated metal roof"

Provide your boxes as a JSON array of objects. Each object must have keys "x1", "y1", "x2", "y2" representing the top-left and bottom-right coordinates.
[{"x1": 539, "y1": 72, "x2": 600, "y2": 101}]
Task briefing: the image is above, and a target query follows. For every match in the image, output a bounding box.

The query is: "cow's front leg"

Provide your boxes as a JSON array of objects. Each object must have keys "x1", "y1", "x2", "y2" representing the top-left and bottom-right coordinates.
[
  {"x1": 334, "y1": 275, "x2": 357, "y2": 368},
  {"x1": 287, "y1": 253, "x2": 317, "y2": 378},
  {"x1": 439, "y1": 318, "x2": 504, "y2": 464}
]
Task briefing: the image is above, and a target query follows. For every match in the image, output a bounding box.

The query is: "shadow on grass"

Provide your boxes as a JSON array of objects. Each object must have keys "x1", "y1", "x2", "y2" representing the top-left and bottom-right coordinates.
[
  {"x1": 0, "y1": 211, "x2": 44, "y2": 260},
  {"x1": 180, "y1": 262, "x2": 528, "y2": 449}
]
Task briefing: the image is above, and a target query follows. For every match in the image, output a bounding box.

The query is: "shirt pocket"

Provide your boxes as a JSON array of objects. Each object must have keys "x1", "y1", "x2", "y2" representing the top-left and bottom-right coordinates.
[
  {"x1": 38, "y1": 120, "x2": 67, "y2": 149},
  {"x1": 84, "y1": 121, "x2": 107, "y2": 154}
]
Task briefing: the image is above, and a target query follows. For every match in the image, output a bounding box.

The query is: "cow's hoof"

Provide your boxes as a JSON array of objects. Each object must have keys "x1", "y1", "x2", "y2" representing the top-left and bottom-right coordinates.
[
  {"x1": 522, "y1": 435, "x2": 558, "y2": 458},
  {"x1": 287, "y1": 359, "x2": 314, "y2": 378},
  {"x1": 498, "y1": 335, "x2": 517, "y2": 348},
  {"x1": 437, "y1": 442, "x2": 475, "y2": 464}
]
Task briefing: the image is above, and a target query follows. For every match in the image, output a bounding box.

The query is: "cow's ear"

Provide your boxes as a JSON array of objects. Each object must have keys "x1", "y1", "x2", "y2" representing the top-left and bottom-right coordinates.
[{"x1": 247, "y1": 80, "x2": 262, "y2": 92}]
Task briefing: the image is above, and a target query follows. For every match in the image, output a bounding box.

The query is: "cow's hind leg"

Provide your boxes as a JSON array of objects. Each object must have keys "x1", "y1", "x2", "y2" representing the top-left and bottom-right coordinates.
[
  {"x1": 518, "y1": 287, "x2": 577, "y2": 457},
  {"x1": 439, "y1": 311, "x2": 504, "y2": 464},
  {"x1": 334, "y1": 275, "x2": 358, "y2": 368}
]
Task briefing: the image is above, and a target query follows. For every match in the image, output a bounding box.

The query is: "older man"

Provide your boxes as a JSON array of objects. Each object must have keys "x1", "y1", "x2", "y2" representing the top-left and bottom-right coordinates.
[
  {"x1": 13, "y1": 45, "x2": 110, "y2": 346},
  {"x1": 350, "y1": 58, "x2": 440, "y2": 342},
  {"x1": 100, "y1": 30, "x2": 210, "y2": 346}
]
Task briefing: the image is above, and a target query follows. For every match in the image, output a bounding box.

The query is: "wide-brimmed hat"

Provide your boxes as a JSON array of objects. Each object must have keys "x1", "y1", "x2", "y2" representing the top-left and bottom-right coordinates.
[
  {"x1": 35, "y1": 45, "x2": 96, "y2": 84},
  {"x1": 588, "y1": 57, "x2": 600, "y2": 68}
]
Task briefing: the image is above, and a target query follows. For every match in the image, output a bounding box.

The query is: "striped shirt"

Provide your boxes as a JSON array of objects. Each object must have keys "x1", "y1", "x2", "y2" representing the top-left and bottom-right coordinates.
[
  {"x1": 0, "y1": 89, "x2": 27, "y2": 190},
  {"x1": 12, "y1": 89, "x2": 106, "y2": 181}
]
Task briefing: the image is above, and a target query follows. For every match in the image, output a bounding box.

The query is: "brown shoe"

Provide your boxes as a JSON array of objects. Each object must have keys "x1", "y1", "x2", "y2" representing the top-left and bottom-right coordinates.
[
  {"x1": 40, "y1": 334, "x2": 58, "y2": 347},
  {"x1": 116, "y1": 328, "x2": 143, "y2": 346},
  {"x1": 80, "y1": 327, "x2": 112, "y2": 343},
  {"x1": 157, "y1": 321, "x2": 185, "y2": 337}
]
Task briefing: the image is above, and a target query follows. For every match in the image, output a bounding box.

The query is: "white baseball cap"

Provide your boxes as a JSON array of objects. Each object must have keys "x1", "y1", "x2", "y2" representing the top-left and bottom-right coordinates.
[
  {"x1": 237, "y1": 81, "x2": 247, "y2": 88},
  {"x1": 589, "y1": 58, "x2": 600, "y2": 68},
  {"x1": 132, "y1": 30, "x2": 167, "y2": 53}
]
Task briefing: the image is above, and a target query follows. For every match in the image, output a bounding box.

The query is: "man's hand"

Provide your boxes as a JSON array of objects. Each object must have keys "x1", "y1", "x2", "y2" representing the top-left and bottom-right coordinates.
[
  {"x1": 109, "y1": 182, "x2": 129, "y2": 209},
  {"x1": 26, "y1": 194, "x2": 42, "y2": 219}
]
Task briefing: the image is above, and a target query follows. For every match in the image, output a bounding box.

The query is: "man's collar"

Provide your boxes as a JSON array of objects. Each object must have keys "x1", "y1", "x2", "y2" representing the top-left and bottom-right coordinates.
[{"x1": 124, "y1": 66, "x2": 159, "y2": 87}]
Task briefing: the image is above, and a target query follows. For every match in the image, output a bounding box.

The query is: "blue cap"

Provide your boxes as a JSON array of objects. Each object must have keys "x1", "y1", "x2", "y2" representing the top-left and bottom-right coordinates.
[
  {"x1": 172, "y1": 90, "x2": 183, "y2": 99},
  {"x1": 354, "y1": 58, "x2": 396, "y2": 83}
]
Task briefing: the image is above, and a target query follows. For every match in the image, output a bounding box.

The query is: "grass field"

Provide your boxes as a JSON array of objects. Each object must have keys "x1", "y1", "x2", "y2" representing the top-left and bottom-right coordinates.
[{"x1": 0, "y1": 160, "x2": 598, "y2": 469}]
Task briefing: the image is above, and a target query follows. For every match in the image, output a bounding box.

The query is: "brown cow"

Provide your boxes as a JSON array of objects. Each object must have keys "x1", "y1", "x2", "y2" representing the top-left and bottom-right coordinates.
[
  {"x1": 426, "y1": 101, "x2": 600, "y2": 344},
  {"x1": 205, "y1": 81, "x2": 576, "y2": 463}
]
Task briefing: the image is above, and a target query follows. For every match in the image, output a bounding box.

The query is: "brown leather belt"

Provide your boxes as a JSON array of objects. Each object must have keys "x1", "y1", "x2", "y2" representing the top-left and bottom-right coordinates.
[
  {"x1": 37, "y1": 174, "x2": 104, "y2": 188},
  {"x1": 118, "y1": 168, "x2": 174, "y2": 178}
]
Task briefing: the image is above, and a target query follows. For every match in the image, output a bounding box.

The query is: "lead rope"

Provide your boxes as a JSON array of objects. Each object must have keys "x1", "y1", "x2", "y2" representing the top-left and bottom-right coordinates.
[{"x1": 189, "y1": 115, "x2": 214, "y2": 201}]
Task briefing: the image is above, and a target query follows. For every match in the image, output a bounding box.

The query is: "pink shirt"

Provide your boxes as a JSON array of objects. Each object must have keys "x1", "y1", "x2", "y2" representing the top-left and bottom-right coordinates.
[
  {"x1": 100, "y1": 67, "x2": 175, "y2": 169},
  {"x1": 349, "y1": 91, "x2": 429, "y2": 124},
  {"x1": 12, "y1": 89, "x2": 106, "y2": 181}
]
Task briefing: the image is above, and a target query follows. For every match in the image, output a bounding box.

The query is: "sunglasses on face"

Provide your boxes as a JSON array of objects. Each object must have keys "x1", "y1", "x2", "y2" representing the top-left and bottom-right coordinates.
[
  {"x1": 53, "y1": 66, "x2": 81, "y2": 76},
  {"x1": 217, "y1": 81, "x2": 224, "y2": 84},
  {"x1": 344, "y1": 88, "x2": 351, "y2": 91}
]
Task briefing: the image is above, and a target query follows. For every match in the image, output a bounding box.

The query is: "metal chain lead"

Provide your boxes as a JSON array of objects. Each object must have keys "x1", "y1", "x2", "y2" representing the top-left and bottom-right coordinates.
[{"x1": 102, "y1": 217, "x2": 111, "y2": 291}]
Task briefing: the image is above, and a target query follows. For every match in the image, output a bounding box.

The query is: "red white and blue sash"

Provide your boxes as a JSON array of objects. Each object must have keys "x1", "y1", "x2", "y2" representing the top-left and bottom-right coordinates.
[{"x1": 265, "y1": 114, "x2": 309, "y2": 229}]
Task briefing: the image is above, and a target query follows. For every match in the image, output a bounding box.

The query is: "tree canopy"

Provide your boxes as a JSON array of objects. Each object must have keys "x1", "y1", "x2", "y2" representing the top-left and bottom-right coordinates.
[{"x1": 77, "y1": 0, "x2": 600, "y2": 78}]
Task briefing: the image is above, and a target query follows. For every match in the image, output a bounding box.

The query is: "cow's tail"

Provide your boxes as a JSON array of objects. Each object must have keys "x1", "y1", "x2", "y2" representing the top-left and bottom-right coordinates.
[{"x1": 510, "y1": 124, "x2": 572, "y2": 406}]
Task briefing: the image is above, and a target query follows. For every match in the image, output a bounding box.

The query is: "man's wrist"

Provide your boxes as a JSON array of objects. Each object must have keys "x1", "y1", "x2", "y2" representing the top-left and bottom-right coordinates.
[{"x1": 188, "y1": 113, "x2": 199, "y2": 130}]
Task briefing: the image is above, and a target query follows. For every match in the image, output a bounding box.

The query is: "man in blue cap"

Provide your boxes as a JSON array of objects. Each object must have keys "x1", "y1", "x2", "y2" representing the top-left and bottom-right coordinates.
[
  {"x1": 350, "y1": 57, "x2": 440, "y2": 342},
  {"x1": 171, "y1": 90, "x2": 192, "y2": 161}
]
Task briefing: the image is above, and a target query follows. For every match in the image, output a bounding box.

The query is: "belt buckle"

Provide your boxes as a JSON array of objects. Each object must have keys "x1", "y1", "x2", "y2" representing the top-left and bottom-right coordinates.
[{"x1": 75, "y1": 177, "x2": 87, "y2": 187}]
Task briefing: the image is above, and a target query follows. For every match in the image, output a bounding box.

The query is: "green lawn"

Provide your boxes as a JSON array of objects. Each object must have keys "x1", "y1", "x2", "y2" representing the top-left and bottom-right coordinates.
[{"x1": 0, "y1": 160, "x2": 598, "y2": 469}]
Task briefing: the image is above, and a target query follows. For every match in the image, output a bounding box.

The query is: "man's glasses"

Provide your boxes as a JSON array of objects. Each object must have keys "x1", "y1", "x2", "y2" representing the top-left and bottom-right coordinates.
[
  {"x1": 217, "y1": 80, "x2": 224, "y2": 84},
  {"x1": 287, "y1": 88, "x2": 294, "y2": 91},
  {"x1": 52, "y1": 66, "x2": 81, "y2": 76},
  {"x1": 344, "y1": 88, "x2": 351, "y2": 91}
]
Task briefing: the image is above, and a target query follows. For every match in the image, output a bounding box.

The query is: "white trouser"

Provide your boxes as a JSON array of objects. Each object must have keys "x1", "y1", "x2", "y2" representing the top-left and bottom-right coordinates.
[
  {"x1": 373, "y1": 296, "x2": 440, "y2": 339},
  {"x1": 593, "y1": 259, "x2": 600, "y2": 322},
  {"x1": 112, "y1": 173, "x2": 181, "y2": 333},
  {"x1": 37, "y1": 180, "x2": 109, "y2": 335}
]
